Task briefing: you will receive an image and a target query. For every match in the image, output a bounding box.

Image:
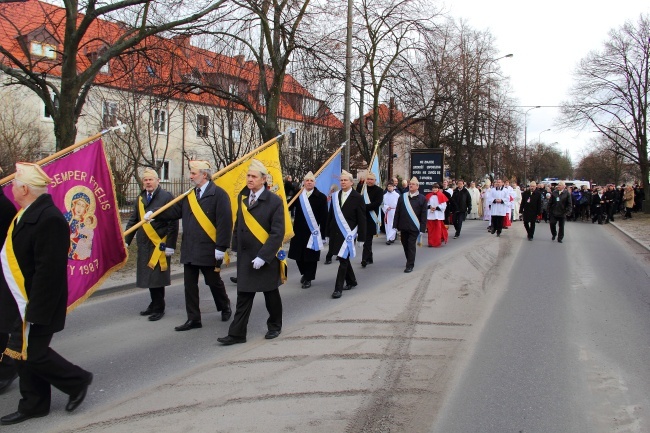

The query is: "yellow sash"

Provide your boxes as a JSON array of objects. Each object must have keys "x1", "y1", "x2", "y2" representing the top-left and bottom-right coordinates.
[
  {"x1": 138, "y1": 197, "x2": 168, "y2": 271},
  {"x1": 187, "y1": 190, "x2": 230, "y2": 265},
  {"x1": 240, "y1": 196, "x2": 287, "y2": 283},
  {"x1": 1, "y1": 210, "x2": 29, "y2": 360}
]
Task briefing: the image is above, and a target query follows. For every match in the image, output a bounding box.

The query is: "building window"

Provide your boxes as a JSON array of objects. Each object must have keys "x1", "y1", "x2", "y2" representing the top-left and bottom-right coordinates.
[
  {"x1": 259, "y1": 92, "x2": 266, "y2": 107},
  {"x1": 153, "y1": 109, "x2": 167, "y2": 134},
  {"x1": 102, "y1": 100, "x2": 119, "y2": 128},
  {"x1": 43, "y1": 94, "x2": 59, "y2": 119},
  {"x1": 231, "y1": 120, "x2": 241, "y2": 142},
  {"x1": 30, "y1": 41, "x2": 56, "y2": 59},
  {"x1": 302, "y1": 98, "x2": 319, "y2": 117},
  {"x1": 156, "y1": 160, "x2": 170, "y2": 181},
  {"x1": 196, "y1": 114, "x2": 209, "y2": 138},
  {"x1": 99, "y1": 62, "x2": 110, "y2": 74},
  {"x1": 229, "y1": 83, "x2": 238, "y2": 96},
  {"x1": 146, "y1": 65, "x2": 156, "y2": 77}
]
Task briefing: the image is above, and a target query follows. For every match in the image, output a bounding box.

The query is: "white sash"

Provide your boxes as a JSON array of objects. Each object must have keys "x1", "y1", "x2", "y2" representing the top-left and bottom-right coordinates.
[
  {"x1": 332, "y1": 191, "x2": 358, "y2": 259},
  {"x1": 363, "y1": 185, "x2": 380, "y2": 233},
  {"x1": 299, "y1": 190, "x2": 323, "y2": 251}
]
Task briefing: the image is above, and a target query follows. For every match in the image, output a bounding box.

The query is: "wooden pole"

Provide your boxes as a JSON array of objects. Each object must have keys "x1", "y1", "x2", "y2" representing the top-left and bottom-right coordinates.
[
  {"x1": 287, "y1": 142, "x2": 346, "y2": 208},
  {"x1": 123, "y1": 132, "x2": 287, "y2": 237}
]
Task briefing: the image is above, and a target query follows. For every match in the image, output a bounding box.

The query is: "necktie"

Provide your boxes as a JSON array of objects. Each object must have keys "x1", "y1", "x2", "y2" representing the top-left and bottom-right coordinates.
[
  {"x1": 195, "y1": 187, "x2": 201, "y2": 200},
  {"x1": 341, "y1": 192, "x2": 346, "y2": 206},
  {"x1": 249, "y1": 192, "x2": 256, "y2": 206},
  {"x1": 147, "y1": 192, "x2": 152, "y2": 204}
]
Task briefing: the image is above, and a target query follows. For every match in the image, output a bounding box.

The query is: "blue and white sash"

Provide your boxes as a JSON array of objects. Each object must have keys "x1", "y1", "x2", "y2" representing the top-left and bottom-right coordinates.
[
  {"x1": 332, "y1": 191, "x2": 358, "y2": 259},
  {"x1": 299, "y1": 190, "x2": 323, "y2": 251},
  {"x1": 403, "y1": 193, "x2": 423, "y2": 246},
  {"x1": 363, "y1": 185, "x2": 380, "y2": 234}
]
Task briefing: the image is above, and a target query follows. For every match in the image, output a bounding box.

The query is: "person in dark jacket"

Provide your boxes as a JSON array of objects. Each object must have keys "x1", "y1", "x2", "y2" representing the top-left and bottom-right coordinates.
[
  {"x1": 393, "y1": 177, "x2": 427, "y2": 273},
  {"x1": 520, "y1": 181, "x2": 542, "y2": 240},
  {"x1": 0, "y1": 163, "x2": 92, "y2": 425},
  {"x1": 548, "y1": 181, "x2": 572, "y2": 243},
  {"x1": 288, "y1": 171, "x2": 328, "y2": 288},
  {"x1": 450, "y1": 179, "x2": 472, "y2": 239},
  {"x1": 152, "y1": 160, "x2": 232, "y2": 331},
  {"x1": 218, "y1": 159, "x2": 286, "y2": 344},
  {"x1": 591, "y1": 187, "x2": 606, "y2": 224},
  {"x1": 360, "y1": 172, "x2": 384, "y2": 267},
  {"x1": 124, "y1": 168, "x2": 178, "y2": 321},
  {"x1": 604, "y1": 184, "x2": 617, "y2": 223},
  {"x1": 327, "y1": 170, "x2": 366, "y2": 299}
]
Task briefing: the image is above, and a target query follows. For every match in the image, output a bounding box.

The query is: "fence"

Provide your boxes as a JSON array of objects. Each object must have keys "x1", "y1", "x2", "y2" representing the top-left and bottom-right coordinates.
[{"x1": 115, "y1": 178, "x2": 193, "y2": 213}]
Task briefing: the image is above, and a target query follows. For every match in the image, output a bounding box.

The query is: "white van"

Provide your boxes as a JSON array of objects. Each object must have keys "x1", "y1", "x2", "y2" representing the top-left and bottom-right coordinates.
[{"x1": 540, "y1": 178, "x2": 591, "y2": 189}]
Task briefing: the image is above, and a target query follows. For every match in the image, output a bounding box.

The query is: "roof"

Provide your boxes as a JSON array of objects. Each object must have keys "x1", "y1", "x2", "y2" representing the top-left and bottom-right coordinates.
[{"x1": 0, "y1": 0, "x2": 343, "y2": 129}]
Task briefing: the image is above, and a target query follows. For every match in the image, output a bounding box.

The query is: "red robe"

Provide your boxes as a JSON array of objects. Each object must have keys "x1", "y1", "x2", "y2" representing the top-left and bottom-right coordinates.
[{"x1": 425, "y1": 191, "x2": 449, "y2": 247}]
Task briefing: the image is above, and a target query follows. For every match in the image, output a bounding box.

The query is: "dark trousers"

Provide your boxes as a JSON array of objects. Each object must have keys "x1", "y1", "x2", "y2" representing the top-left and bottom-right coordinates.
[
  {"x1": 400, "y1": 229, "x2": 418, "y2": 268},
  {"x1": 549, "y1": 215, "x2": 566, "y2": 240},
  {"x1": 592, "y1": 207, "x2": 604, "y2": 223},
  {"x1": 16, "y1": 332, "x2": 90, "y2": 415},
  {"x1": 523, "y1": 217, "x2": 537, "y2": 239},
  {"x1": 148, "y1": 287, "x2": 165, "y2": 313},
  {"x1": 362, "y1": 236, "x2": 374, "y2": 262},
  {"x1": 183, "y1": 264, "x2": 230, "y2": 322},
  {"x1": 335, "y1": 256, "x2": 357, "y2": 290},
  {"x1": 606, "y1": 203, "x2": 615, "y2": 221},
  {"x1": 491, "y1": 215, "x2": 504, "y2": 234},
  {"x1": 0, "y1": 355, "x2": 16, "y2": 381},
  {"x1": 228, "y1": 289, "x2": 282, "y2": 338},
  {"x1": 453, "y1": 212, "x2": 466, "y2": 235},
  {"x1": 296, "y1": 260, "x2": 318, "y2": 281}
]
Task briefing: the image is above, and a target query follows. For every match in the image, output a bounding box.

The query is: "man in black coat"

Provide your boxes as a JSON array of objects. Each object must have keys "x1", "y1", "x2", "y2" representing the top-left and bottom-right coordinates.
[
  {"x1": 0, "y1": 178, "x2": 18, "y2": 394},
  {"x1": 327, "y1": 170, "x2": 366, "y2": 299},
  {"x1": 125, "y1": 168, "x2": 178, "y2": 321},
  {"x1": 218, "y1": 159, "x2": 286, "y2": 345},
  {"x1": 548, "y1": 181, "x2": 572, "y2": 243},
  {"x1": 450, "y1": 179, "x2": 471, "y2": 239},
  {"x1": 603, "y1": 184, "x2": 617, "y2": 223},
  {"x1": 520, "y1": 181, "x2": 542, "y2": 240},
  {"x1": 152, "y1": 160, "x2": 232, "y2": 331},
  {"x1": 0, "y1": 163, "x2": 92, "y2": 425},
  {"x1": 393, "y1": 177, "x2": 427, "y2": 273},
  {"x1": 591, "y1": 186, "x2": 606, "y2": 224},
  {"x1": 360, "y1": 172, "x2": 384, "y2": 267},
  {"x1": 288, "y1": 172, "x2": 328, "y2": 289}
]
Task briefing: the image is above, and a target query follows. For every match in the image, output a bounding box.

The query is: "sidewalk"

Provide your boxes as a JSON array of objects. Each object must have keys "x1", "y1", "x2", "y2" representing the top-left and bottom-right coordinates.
[{"x1": 609, "y1": 212, "x2": 650, "y2": 252}]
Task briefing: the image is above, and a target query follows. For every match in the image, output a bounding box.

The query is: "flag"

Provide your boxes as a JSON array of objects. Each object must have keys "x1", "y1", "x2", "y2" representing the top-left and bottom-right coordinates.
[
  {"x1": 315, "y1": 151, "x2": 341, "y2": 197},
  {"x1": 2, "y1": 139, "x2": 128, "y2": 312},
  {"x1": 215, "y1": 142, "x2": 294, "y2": 242}
]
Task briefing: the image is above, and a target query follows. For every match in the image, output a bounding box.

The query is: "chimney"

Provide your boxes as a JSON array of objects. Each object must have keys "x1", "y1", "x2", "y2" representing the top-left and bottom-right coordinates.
[
  {"x1": 172, "y1": 34, "x2": 191, "y2": 56},
  {"x1": 234, "y1": 55, "x2": 245, "y2": 65}
]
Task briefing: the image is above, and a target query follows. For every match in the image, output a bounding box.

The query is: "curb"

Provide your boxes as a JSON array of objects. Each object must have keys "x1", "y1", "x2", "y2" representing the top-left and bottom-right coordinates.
[{"x1": 609, "y1": 222, "x2": 650, "y2": 253}]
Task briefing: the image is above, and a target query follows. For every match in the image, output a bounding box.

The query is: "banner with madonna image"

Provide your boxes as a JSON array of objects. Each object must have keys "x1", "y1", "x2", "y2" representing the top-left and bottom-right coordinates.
[{"x1": 2, "y1": 139, "x2": 127, "y2": 312}]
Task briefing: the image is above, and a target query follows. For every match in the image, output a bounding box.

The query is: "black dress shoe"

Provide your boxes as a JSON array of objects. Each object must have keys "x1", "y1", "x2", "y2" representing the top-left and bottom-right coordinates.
[
  {"x1": 148, "y1": 312, "x2": 165, "y2": 321},
  {"x1": 300, "y1": 276, "x2": 306, "y2": 283},
  {"x1": 66, "y1": 373, "x2": 93, "y2": 412},
  {"x1": 0, "y1": 372, "x2": 17, "y2": 394},
  {"x1": 324, "y1": 259, "x2": 332, "y2": 264},
  {"x1": 140, "y1": 307, "x2": 153, "y2": 316},
  {"x1": 343, "y1": 282, "x2": 357, "y2": 290},
  {"x1": 558, "y1": 239, "x2": 563, "y2": 243},
  {"x1": 175, "y1": 320, "x2": 202, "y2": 331},
  {"x1": 265, "y1": 330, "x2": 281, "y2": 339},
  {"x1": 404, "y1": 267, "x2": 413, "y2": 273},
  {"x1": 361, "y1": 260, "x2": 367, "y2": 268},
  {"x1": 217, "y1": 335, "x2": 246, "y2": 345},
  {"x1": 230, "y1": 277, "x2": 237, "y2": 283},
  {"x1": 552, "y1": 235, "x2": 556, "y2": 241},
  {"x1": 331, "y1": 290, "x2": 342, "y2": 299},
  {"x1": 221, "y1": 304, "x2": 232, "y2": 322},
  {"x1": 302, "y1": 280, "x2": 311, "y2": 289},
  {"x1": 0, "y1": 411, "x2": 48, "y2": 425}
]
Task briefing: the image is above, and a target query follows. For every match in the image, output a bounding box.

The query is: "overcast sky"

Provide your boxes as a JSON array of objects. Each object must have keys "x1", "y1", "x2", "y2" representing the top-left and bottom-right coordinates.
[{"x1": 445, "y1": 0, "x2": 650, "y2": 165}]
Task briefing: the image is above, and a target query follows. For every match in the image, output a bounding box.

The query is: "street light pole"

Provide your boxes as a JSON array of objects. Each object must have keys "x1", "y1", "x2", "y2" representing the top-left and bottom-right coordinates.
[
  {"x1": 538, "y1": 128, "x2": 551, "y2": 144},
  {"x1": 342, "y1": 0, "x2": 353, "y2": 170},
  {"x1": 523, "y1": 106, "x2": 540, "y2": 183}
]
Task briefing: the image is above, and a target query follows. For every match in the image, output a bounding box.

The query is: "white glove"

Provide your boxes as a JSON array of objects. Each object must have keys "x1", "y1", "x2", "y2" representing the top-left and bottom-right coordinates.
[
  {"x1": 324, "y1": 237, "x2": 329, "y2": 246},
  {"x1": 252, "y1": 257, "x2": 265, "y2": 269},
  {"x1": 215, "y1": 249, "x2": 225, "y2": 260},
  {"x1": 144, "y1": 211, "x2": 154, "y2": 222},
  {"x1": 165, "y1": 248, "x2": 174, "y2": 257},
  {"x1": 356, "y1": 240, "x2": 361, "y2": 248}
]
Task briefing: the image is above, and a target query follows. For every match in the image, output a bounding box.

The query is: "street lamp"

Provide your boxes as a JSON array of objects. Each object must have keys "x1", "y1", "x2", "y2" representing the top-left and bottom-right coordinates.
[
  {"x1": 486, "y1": 54, "x2": 514, "y2": 174},
  {"x1": 523, "y1": 106, "x2": 541, "y2": 183},
  {"x1": 538, "y1": 128, "x2": 551, "y2": 144}
]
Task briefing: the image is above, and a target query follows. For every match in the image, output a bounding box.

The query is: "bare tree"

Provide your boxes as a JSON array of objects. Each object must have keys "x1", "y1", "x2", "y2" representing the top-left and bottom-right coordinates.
[{"x1": 559, "y1": 14, "x2": 649, "y2": 186}]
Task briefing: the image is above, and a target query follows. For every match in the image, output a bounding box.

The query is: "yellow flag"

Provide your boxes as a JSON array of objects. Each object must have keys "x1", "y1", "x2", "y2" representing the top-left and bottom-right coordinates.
[{"x1": 215, "y1": 142, "x2": 294, "y2": 242}]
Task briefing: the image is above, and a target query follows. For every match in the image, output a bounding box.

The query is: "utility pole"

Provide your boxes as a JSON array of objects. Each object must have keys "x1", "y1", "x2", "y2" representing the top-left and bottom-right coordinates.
[{"x1": 342, "y1": 0, "x2": 353, "y2": 171}]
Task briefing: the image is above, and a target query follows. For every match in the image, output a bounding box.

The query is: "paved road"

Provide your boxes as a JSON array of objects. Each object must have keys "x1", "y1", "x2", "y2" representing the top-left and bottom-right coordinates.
[{"x1": 432, "y1": 221, "x2": 650, "y2": 433}]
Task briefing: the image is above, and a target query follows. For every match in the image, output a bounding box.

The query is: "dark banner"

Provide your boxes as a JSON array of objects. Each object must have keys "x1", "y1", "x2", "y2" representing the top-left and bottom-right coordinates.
[{"x1": 410, "y1": 149, "x2": 444, "y2": 195}]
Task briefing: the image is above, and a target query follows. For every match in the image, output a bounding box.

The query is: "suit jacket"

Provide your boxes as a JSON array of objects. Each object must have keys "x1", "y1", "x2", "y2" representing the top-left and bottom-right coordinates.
[
  {"x1": 548, "y1": 189, "x2": 572, "y2": 217},
  {"x1": 591, "y1": 193, "x2": 606, "y2": 212},
  {"x1": 0, "y1": 194, "x2": 68, "y2": 335},
  {"x1": 393, "y1": 192, "x2": 427, "y2": 232},
  {"x1": 159, "y1": 181, "x2": 232, "y2": 267},
  {"x1": 520, "y1": 190, "x2": 542, "y2": 220},
  {"x1": 288, "y1": 187, "x2": 328, "y2": 262},
  {"x1": 124, "y1": 185, "x2": 179, "y2": 288},
  {"x1": 327, "y1": 189, "x2": 366, "y2": 255},
  {"x1": 363, "y1": 184, "x2": 384, "y2": 238},
  {"x1": 450, "y1": 187, "x2": 472, "y2": 214},
  {"x1": 0, "y1": 188, "x2": 18, "y2": 333},
  {"x1": 232, "y1": 188, "x2": 285, "y2": 292}
]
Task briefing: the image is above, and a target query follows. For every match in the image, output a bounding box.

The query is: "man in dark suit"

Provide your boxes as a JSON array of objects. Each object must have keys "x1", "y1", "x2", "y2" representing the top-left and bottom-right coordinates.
[
  {"x1": 520, "y1": 181, "x2": 542, "y2": 240},
  {"x1": 218, "y1": 159, "x2": 286, "y2": 345},
  {"x1": 548, "y1": 181, "x2": 572, "y2": 243},
  {"x1": 125, "y1": 168, "x2": 178, "y2": 321},
  {"x1": 393, "y1": 177, "x2": 427, "y2": 272},
  {"x1": 360, "y1": 172, "x2": 384, "y2": 267},
  {"x1": 0, "y1": 163, "x2": 92, "y2": 425},
  {"x1": 591, "y1": 187, "x2": 606, "y2": 224},
  {"x1": 288, "y1": 171, "x2": 328, "y2": 289},
  {"x1": 0, "y1": 174, "x2": 18, "y2": 394},
  {"x1": 327, "y1": 170, "x2": 366, "y2": 299},
  {"x1": 152, "y1": 160, "x2": 232, "y2": 331},
  {"x1": 450, "y1": 179, "x2": 471, "y2": 239}
]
